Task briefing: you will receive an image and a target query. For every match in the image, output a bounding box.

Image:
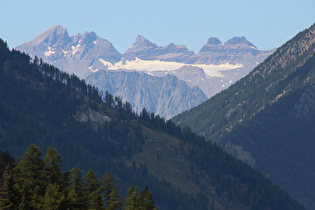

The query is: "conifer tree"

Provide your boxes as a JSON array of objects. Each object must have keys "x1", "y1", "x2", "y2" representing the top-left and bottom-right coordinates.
[
  {"x1": 85, "y1": 169, "x2": 103, "y2": 209},
  {"x1": 44, "y1": 147, "x2": 64, "y2": 185},
  {"x1": 105, "y1": 187, "x2": 122, "y2": 210},
  {"x1": 0, "y1": 166, "x2": 20, "y2": 209},
  {"x1": 102, "y1": 172, "x2": 118, "y2": 204},
  {"x1": 125, "y1": 185, "x2": 156, "y2": 210},
  {"x1": 17, "y1": 144, "x2": 47, "y2": 209},
  {"x1": 102, "y1": 172, "x2": 123, "y2": 210},
  {"x1": 140, "y1": 186, "x2": 156, "y2": 210},
  {"x1": 0, "y1": 164, "x2": 10, "y2": 192},
  {"x1": 43, "y1": 183, "x2": 64, "y2": 210},
  {"x1": 124, "y1": 184, "x2": 141, "y2": 210},
  {"x1": 19, "y1": 180, "x2": 34, "y2": 209},
  {"x1": 68, "y1": 166, "x2": 86, "y2": 209}
]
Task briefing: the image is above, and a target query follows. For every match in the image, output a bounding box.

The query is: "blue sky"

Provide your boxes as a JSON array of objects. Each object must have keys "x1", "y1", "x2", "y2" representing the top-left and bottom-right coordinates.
[{"x1": 0, "y1": 0, "x2": 314, "y2": 53}]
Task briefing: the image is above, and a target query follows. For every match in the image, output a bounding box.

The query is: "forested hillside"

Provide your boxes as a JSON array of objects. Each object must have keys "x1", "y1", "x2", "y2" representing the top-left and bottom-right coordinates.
[
  {"x1": 0, "y1": 39, "x2": 304, "y2": 209},
  {"x1": 172, "y1": 23, "x2": 315, "y2": 209}
]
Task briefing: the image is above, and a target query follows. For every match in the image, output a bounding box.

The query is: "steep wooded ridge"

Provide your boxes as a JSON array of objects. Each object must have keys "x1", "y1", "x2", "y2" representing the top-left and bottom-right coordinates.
[
  {"x1": 0, "y1": 39, "x2": 304, "y2": 209},
  {"x1": 172, "y1": 23, "x2": 315, "y2": 209}
]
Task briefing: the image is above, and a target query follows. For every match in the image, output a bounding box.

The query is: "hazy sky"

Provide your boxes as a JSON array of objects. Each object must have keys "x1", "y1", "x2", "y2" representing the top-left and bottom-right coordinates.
[{"x1": 1, "y1": 0, "x2": 314, "y2": 53}]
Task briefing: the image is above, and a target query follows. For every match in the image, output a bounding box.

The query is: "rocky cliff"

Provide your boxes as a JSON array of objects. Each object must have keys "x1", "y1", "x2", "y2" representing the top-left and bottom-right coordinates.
[{"x1": 85, "y1": 70, "x2": 208, "y2": 119}]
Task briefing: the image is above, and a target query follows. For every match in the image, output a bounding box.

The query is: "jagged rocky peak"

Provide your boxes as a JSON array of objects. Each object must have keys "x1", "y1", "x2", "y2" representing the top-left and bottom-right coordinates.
[
  {"x1": 81, "y1": 31, "x2": 97, "y2": 41},
  {"x1": 16, "y1": 25, "x2": 122, "y2": 78},
  {"x1": 224, "y1": 36, "x2": 259, "y2": 56},
  {"x1": 162, "y1": 43, "x2": 193, "y2": 54},
  {"x1": 43, "y1": 25, "x2": 68, "y2": 43},
  {"x1": 165, "y1": 43, "x2": 178, "y2": 49},
  {"x1": 133, "y1": 35, "x2": 158, "y2": 48},
  {"x1": 199, "y1": 37, "x2": 224, "y2": 53},
  {"x1": 52, "y1": 25, "x2": 68, "y2": 36},
  {"x1": 76, "y1": 31, "x2": 99, "y2": 47},
  {"x1": 72, "y1": 33, "x2": 82, "y2": 44},
  {"x1": 225, "y1": 36, "x2": 257, "y2": 49},
  {"x1": 70, "y1": 31, "x2": 97, "y2": 44},
  {"x1": 123, "y1": 35, "x2": 158, "y2": 60},
  {"x1": 27, "y1": 25, "x2": 70, "y2": 47},
  {"x1": 207, "y1": 37, "x2": 222, "y2": 45}
]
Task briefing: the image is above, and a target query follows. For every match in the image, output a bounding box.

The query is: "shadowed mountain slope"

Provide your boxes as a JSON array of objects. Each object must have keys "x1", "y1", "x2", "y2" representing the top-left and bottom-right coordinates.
[{"x1": 172, "y1": 23, "x2": 315, "y2": 209}]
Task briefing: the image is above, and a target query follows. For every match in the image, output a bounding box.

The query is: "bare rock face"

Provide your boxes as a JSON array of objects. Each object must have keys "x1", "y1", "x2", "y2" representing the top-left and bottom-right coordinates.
[
  {"x1": 199, "y1": 37, "x2": 225, "y2": 53},
  {"x1": 16, "y1": 25, "x2": 121, "y2": 78},
  {"x1": 189, "y1": 37, "x2": 227, "y2": 64},
  {"x1": 224, "y1": 36, "x2": 262, "y2": 64},
  {"x1": 74, "y1": 105, "x2": 111, "y2": 124},
  {"x1": 85, "y1": 70, "x2": 208, "y2": 119},
  {"x1": 224, "y1": 36, "x2": 258, "y2": 56},
  {"x1": 123, "y1": 35, "x2": 194, "y2": 62},
  {"x1": 191, "y1": 36, "x2": 275, "y2": 65},
  {"x1": 123, "y1": 35, "x2": 158, "y2": 60}
]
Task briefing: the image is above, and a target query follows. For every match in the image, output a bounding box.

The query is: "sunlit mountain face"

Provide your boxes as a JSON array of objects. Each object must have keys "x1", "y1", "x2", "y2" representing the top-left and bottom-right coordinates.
[{"x1": 16, "y1": 25, "x2": 274, "y2": 118}]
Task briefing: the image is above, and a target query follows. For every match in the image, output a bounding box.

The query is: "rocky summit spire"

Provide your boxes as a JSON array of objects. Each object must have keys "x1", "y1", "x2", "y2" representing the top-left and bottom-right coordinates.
[
  {"x1": 123, "y1": 35, "x2": 158, "y2": 60},
  {"x1": 133, "y1": 35, "x2": 158, "y2": 49},
  {"x1": 225, "y1": 36, "x2": 257, "y2": 49},
  {"x1": 224, "y1": 36, "x2": 258, "y2": 56},
  {"x1": 29, "y1": 25, "x2": 70, "y2": 46},
  {"x1": 199, "y1": 37, "x2": 224, "y2": 53},
  {"x1": 206, "y1": 37, "x2": 222, "y2": 45}
]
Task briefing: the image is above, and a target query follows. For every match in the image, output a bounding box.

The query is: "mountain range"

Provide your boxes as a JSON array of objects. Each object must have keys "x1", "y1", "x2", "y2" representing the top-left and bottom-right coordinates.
[
  {"x1": 16, "y1": 25, "x2": 274, "y2": 118},
  {"x1": 0, "y1": 38, "x2": 304, "y2": 209},
  {"x1": 172, "y1": 23, "x2": 315, "y2": 209}
]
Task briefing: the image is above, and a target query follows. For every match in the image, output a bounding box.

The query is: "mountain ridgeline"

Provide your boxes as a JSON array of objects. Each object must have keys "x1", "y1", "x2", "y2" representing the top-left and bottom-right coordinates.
[
  {"x1": 16, "y1": 25, "x2": 273, "y2": 78},
  {"x1": 16, "y1": 25, "x2": 274, "y2": 119},
  {"x1": 172, "y1": 23, "x2": 315, "y2": 209},
  {"x1": 0, "y1": 39, "x2": 304, "y2": 209}
]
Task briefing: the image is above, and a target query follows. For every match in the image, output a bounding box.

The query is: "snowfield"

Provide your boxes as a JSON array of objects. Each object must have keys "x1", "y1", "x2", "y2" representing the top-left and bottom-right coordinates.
[{"x1": 98, "y1": 58, "x2": 242, "y2": 78}]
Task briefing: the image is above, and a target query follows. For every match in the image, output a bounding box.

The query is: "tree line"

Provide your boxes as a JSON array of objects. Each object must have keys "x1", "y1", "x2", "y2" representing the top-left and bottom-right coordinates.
[{"x1": 0, "y1": 145, "x2": 156, "y2": 209}]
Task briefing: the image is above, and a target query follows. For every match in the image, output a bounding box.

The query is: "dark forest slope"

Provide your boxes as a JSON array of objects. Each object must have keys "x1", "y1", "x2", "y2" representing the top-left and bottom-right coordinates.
[{"x1": 172, "y1": 23, "x2": 315, "y2": 209}]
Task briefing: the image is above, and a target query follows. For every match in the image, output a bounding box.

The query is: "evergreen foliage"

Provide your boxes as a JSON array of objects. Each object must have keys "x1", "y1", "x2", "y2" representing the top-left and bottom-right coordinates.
[
  {"x1": 0, "y1": 150, "x2": 15, "y2": 188},
  {"x1": 124, "y1": 185, "x2": 156, "y2": 210},
  {"x1": 0, "y1": 145, "x2": 156, "y2": 209}
]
